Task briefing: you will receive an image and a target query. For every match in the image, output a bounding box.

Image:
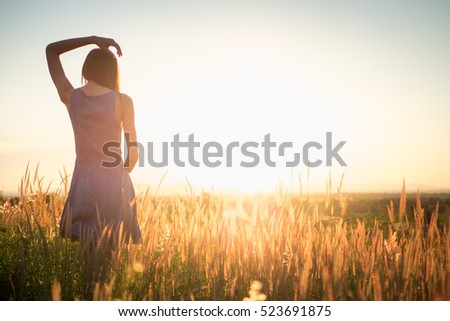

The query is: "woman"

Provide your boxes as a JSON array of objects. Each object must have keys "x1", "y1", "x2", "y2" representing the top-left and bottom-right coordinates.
[{"x1": 46, "y1": 36, "x2": 142, "y2": 285}]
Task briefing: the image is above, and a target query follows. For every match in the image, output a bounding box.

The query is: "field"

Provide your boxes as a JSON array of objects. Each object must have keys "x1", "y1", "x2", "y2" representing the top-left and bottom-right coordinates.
[{"x1": 0, "y1": 166, "x2": 449, "y2": 300}]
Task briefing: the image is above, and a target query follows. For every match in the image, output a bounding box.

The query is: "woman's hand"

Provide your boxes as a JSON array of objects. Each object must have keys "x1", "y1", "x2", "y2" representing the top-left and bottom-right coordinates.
[{"x1": 93, "y1": 36, "x2": 123, "y2": 57}]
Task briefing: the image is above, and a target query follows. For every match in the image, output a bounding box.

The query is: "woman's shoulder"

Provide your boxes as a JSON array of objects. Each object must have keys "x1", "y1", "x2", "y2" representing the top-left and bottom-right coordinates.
[
  {"x1": 117, "y1": 92, "x2": 134, "y2": 107},
  {"x1": 67, "y1": 87, "x2": 81, "y2": 110}
]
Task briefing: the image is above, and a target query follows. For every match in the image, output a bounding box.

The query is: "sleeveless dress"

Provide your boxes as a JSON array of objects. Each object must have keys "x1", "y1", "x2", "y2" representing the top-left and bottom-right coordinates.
[{"x1": 60, "y1": 88, "x2": 142, "y2": 245}]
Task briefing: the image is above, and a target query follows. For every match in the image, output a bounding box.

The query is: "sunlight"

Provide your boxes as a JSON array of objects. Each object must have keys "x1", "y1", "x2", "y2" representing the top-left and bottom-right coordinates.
[{"x1": 123, "y1": 20, "x2": 350, "y2": 192}]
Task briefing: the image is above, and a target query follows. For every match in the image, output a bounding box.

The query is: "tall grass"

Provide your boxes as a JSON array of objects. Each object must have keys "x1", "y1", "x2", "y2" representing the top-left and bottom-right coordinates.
[{"x1": 0, "y1": 165, "x2": 449, "y2": 300}]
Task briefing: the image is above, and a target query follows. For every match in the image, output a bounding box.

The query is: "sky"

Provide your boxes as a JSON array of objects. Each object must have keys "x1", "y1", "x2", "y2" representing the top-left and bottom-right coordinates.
[{"x1": 1, "y1": 0, "x2": 449, "y2": 195}]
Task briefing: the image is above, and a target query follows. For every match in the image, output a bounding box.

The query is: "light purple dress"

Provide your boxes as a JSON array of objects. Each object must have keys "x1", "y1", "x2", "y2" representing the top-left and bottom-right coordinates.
[{"x1": 60, "y1": 88, "x2": 142, "y2": 244}]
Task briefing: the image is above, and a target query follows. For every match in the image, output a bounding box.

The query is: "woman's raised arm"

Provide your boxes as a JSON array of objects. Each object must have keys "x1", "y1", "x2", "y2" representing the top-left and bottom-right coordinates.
[{"x1": 46, "y1": 36, "x2": 122, "y2": 107}]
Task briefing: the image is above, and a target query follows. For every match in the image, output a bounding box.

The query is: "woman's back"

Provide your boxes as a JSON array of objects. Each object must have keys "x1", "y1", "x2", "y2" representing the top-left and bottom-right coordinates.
[
  {"x1": 61, "y1": 87, "x2": 141, "y2": 244},
  {"x1": 69, "y1": 88, "x2": 121, "y2": 170}
]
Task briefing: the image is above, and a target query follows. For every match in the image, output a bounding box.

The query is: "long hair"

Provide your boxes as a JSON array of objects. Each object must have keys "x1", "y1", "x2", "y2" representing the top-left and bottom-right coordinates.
[{"x1": 82, "y1": 48, "x2": 120, "y2": 91}]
